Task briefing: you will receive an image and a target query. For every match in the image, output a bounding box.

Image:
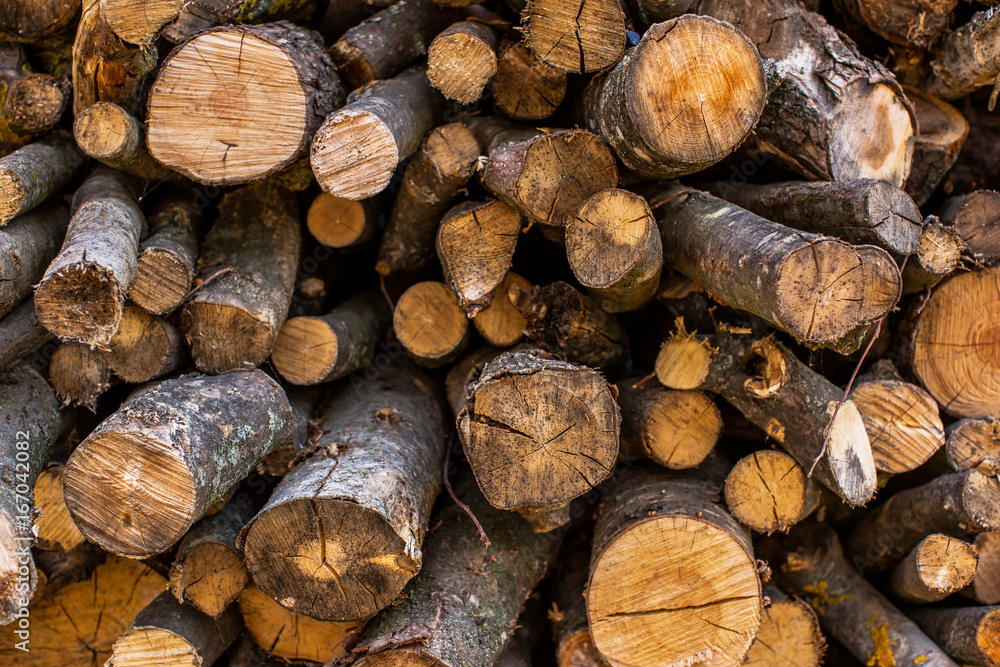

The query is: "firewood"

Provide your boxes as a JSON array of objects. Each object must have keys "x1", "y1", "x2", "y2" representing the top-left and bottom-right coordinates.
[
  {"x1": 375, "y1": 121, "x2": 480, "y2": 276},
  {"x1": 0, "y1": 201, "x2": 69, "y2": 319},
  {"x1": 946, "y1": 417, "x2": 1000, "y2": 472},
  {"x1": 924, "y1": 9, "x2": 1000, "y2": 101},
  {"x1": 901, "y1": 218, "x2": 965, "y2": 294},
  {"x1": 473, "y1": 272, "x2": 531, "y2": 347},
  {"x1": 0, "y1": 363, "x2": 63, "y2": 624},
  {"x1": 394, "y1": 281, "x2": 470, "y2": 367},
  {"x1": 107, "y1": 591, "x2": 242, "y2": 667},
  {"x1": 130, "y1": 193, "x2": 202, "y2": 316},
  {"x1": 240, "y1": 365, "x2": 447, "y2": 621},
  {"x1": 48, "y1": 343, "x2": 113, "y2": 409},
  {"x1": 306, "y1": 193, "x2": 377, "y2": 249},
  {"x1": 907, "y1": 606, "x2": 1000, "y2": 666},
  {"x1": 887, "y1": 534, "x2": 978, "y2": 604},
  {"x1": 238, "y1": 584, "x2": 364, "y2": 663},
  {"x1": 256, "y1": 386, "x2": 321, "y2": 477},
  {"x1": 180, "y1": 182, "x2": 301, "y2": 374},
  {"x1": 342, "y1": 475, "x2": 562, "y2": 666},
  {"x1": 550, "y1": 537, "x2": 608, "y2": 667},
  {"x1": 427, "y1": 21, "x2": 499, "y2": 104},
  {"x1": 437, "y1": 199, "x2": 521, "y2": 315},
  {"x1": 902, "y1": 86, "x2": 969, "y2": 207},
  {"x1": 714, "y1": 179, "x2": 923, "y2": 256},
  {"x1": 846, "y1": 470, "x2": 1000, "y2": 572},
  {"x1": 32, "y1": 462, "x2": 85, "y2": 552},
  {"x1": 650, "y1": 183, "x2": 901, "y2": 351},
  {"x1": 944, "y1": 100, "x2": 1000, "y2": 195},
  {"x1": 0, "y1": 45, "x2": 69, "y2": 155},
  {"x1": 964, "y1": 531, "x2": 1000, "y2": 605},
  {"x1": 940, "y1": 190, "x2": 1000, "y2": 264},
  {"x1": 522, "y1": 0, "x2": 626, "y2": 73},
  {"x1": 147, "y1": 22, "x2": 344, "y2": 186},
  {"x1": 654, "y1": 323, "x2": 714, "y2": 390},
  {"x1": 840, "y1": 0, "x2": 956, "y2": 48},
  {"x1": 457, "y1": 348, "x2": 619, "y2": 532},
  {"x1": 618, "y1": 379, "x2": 722, "y2": 470},
  {"x1": 34, "y1": 168, "x2": 146, "y2": 348},
  {"x1": 580, "y1": 15, "x2": 767, "y2": 179},
  {"x1": 227, "y1": 635, "x2": 286, "y2": 667},
  {"x1": 761, "y1": 523, "x2": 958, "y2": 667},
  {"x1": 103, "y1": 305, "x2": 186, "y2": 383},
  {"x1": 743, "y1": 583, "x2": 824, "y2": 667},
  {"x1": 31, "y1": 541, "x2": 106, "y2": 600},
  {"x1": 330, "y1": 0, "x2": 460, "y2": 87},
  {"x1": 0, "y1": 298, "x2": 54, "y2": 371},
  {"x1": 271, "y1": 289, "x2": 392, "y2": 385},
  {"x1": 0, "y1": 134, "x2": 84, "y2": 225},
  {"x1": 311, "y1": 67, "x2": 443, "y2": 200},
  {"x1": 444, "y1": 345, "x2": 502, "y2": 415},
  {"x1": 492, "y1": 41, "x2": 567, "y2": 121},
  {"x1": 72, "y1": 102, "x2": 169, "y2": 180},
  {"x1": 724, "y1": 450, "x2": 820, "y2": 534},
  {"x1": 64, "y1": 369, "x2": 293, "y2": 558},
  {"x1": 0, "y1": 555, "x2": 165, "y2": 666},
  {"x1": 0, "y1": 0, "x2": 79, "y2": 42},
  {"x1": 910, "y1": 265, "x2": 1000, "y2": 417}
]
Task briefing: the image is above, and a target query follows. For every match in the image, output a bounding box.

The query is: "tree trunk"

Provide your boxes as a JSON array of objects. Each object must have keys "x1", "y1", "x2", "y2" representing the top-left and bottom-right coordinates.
[
  {"x1": 939, "y1": 190, "x2": 1000, "y2": 264},
  {"x1": 924, "y1": 9, "x2": 1000, "y2": 100},
  {"x1": 472, "y1": 272, "x2": 531, "y2": 347},
  {"x1": 945, "y1": 417, "x2": 1000, "y2": 472},
  {"x1": 902, "y1": 86, "x2": 969, "y2": 207},
  {"x1": 0, "y1": 0, "x2": 79, "y2": 43},
  {"x1": 427, "y1": 20, "x2": 498, "y2": 104},
  {"x1": 724, "y1": 449, "x2": 820, "y2": 533},
  {"x1": 239, "y1": 364, "x2": 447, "y2": 621},
  {"x1": 48, "y1": 342, "x2": 113, "y2": 410},
  {"x1": 886, "y1": 534, "x2": 978, "y2": 604},
  {"x1": 33, "y1": 462, "x2": 86, "y2": 552},
  {"x1": 180, "y1": 182, "x2": 301, "y2": 374},
  {"x1": 393, "y1": 281, "x2": 470, "y2": 367},
  {"x1": 0, "y1": 44, "x2": 70, "y2": 155},
  {"x1": 64, "y1": 369, "x2": 293, "y2": 558},
  {"x1": 907, "y1": 606, "x2": 1000, "y2": 666},
  {"x1": 306, "y1": 193, "x2": 377, "y2": 249},
  {"x1": 901, "y1": 217, "x2": 965, "y2": 294},
  {"x1": 742, "y1": 584, "x2": 824, "y2": 667},
  {"x1": 72, "y1": 102, "x2": 169, "y2": 180},
  {"x1": 130, "y1": 191, "x2": 203, "y2": 316},
  {"x1": 0, "y1": 200, "x2": 69, "y2": 318},
  {"x1": 104, "y1": 304, "x2": 187, "y2": 383},
  {"x1": 457, "y1": 348, "x2": 619, "y2": 532},
  {"x1": 522, "y1": 0, "x2": 626, "y2": 73},
  {"x1": 0, "y1": 298, "x2": 54, "y2": 371},
  {"x1": 0, "y1": 134, "x2": 84, "y2": 225},
  {"x1": 311, "y1": 67, "x2": 443, "y2": 201},
  {"x1": 492, "y1": 41, "x2": 567, "y2": 121},
  {"x1": 34, "y1": 167, "x2": 146, "y2": 348}
]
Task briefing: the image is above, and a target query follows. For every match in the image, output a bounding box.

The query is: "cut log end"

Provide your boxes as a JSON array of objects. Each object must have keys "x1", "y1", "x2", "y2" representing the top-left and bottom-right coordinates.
[
  {"x1": 473, "y1": 272, "x2": 531, "y2": 346},
  {"x1": 49, "y1": 343, "x2": 113, "y2": 410},
  {"x1": 829, "y1": 82, "x2": 915, "y2": 186},
  {"x1": 889, "y1": 534, "x2": 978, "y2": 604},
  {"x1": 104, "y1": 0, "x2": 184, "y2": 44},
  {"x1": 394, "y1": 281, "x2": 469, "y2": 367},
  {"x1": 311, "y1": 110, "x2": 399, "y2": 200},
  {"x1": 655, "y1": 334, "x2": 712, "y2": 390},
  {"x1": 108, "y1": 627, "x2": 203, "y2": 667},
  {"x1": 271, "y1": 316, "x2": 340, "y2": 385},
  {"x1": 181, "y1": 302, "x2": 274, "y2": 375},
  {"x1": 427, "y1": 22, "x2": 497, "y2": 104},
  {"x1": 492, "y1": 42, "x2": 567, "y2": 120},
  {"x1": 170, "y1": 542, "x2": 248, "y2": 618},
  {"x1": 34, "y1": 464, "x2": 86, "y2": 553},
  {"x1": 131, "y1": 250, "x2": 194, "y2": 316},
  {"x1": 943, "y1": 190, "x2": 1000, "y2": 263},
  {"x1": 7, "y1": 75, "x2": 65, "y2": 131},
  {"x1": 105, "y1": 305, "x2": 183, "y2": 383},
  {"x1": 824, "y1": 400, "x2": 877, "y2": 506},
  {"x1": 864, "y1": 179, "x2": 923, "y2": 253},
  {"x1": 34, "y1": 263, "x2": 126, "y2": 347},
  {"x1": 852, "y1": 380, "x2": 944, "y2": 474},
  {"x1": 74, "y1": 102, "x2": 137, "y2": 159},
  {"x1": 725, "y1": 450, "x2": 813, "y2": 533},
  {"x1": 307, "y1": 193, "x2": 371, "y2": 248},
  {"x1": 638, "y1": 389, "x2": 722, "y2": 470},
  {"x1": 524, "y1": 0, "x2": 626, "y2": 73},
  {"x1": 743, "y1": 597, "x2": 823, "y2": 667},
  {"x1": 0, "y1": 171, "x2": 23, "y2": 224}
]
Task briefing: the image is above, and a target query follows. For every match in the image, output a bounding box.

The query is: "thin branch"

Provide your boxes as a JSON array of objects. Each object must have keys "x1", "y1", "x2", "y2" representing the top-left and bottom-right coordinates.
[
  {"x1": 443, "y1": 446, "x2": 490, "y2": 547},
  {"x1": 182, "y1": 267, "x2": 234, "y2": 302}
]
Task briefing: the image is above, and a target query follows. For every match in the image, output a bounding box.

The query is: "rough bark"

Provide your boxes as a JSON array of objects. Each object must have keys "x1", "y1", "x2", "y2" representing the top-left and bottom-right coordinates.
[
  {"x1": 307, "y1": 193, "x2": 377, "y2": 249},
  {"x1": 0, "y1": 133, "x2": 84, "y2": 225},
  {"x1": 901, "y1": 217, "x2": 965, "y2": 294},
  {"x1": 0, "y1": 0, "x2": 79, "y2": 43},
  {"x1": 0, "y1": 44, "x2": 70, "y2": 155},
  {"x1": 923, "y1": 9, "x2": 1000, "y2": 100},
  {"x1": 34, "y1": 168, "x2": 146, "y2": 348},
  {"x1": 0, "y1": 298, "x2": 54, "y2": 371},
  {"x1": 472, "y1": 272, "x2": 531, "y2": 347},
  {"x1": 743, "y1": 584, "x2": 824, "y2": 667},
  {"x1": 846, "y1": 0, "x2": 957, "y2": 47},
  {"x1": 886, "y1": 534, "x2": 978, "y2": 604},
  {"x1": 130, "y1": 192, "x2": 202, "y2": 316},
  {"x1": 72, "y1": 102, "x2": 169, "y2": 180},
  {"x1": 33, "y1": 462, "x2": 86, "y2": 552},
  {"x1": 940, "y1": 190, "x2": 1000, "y2": 264},
  {"x1": 48, "y1": 342, "x2": 113, "y2": 410},
  {"x1": 902, "y1": 86, "x2": 969, "y2": 207},
  {"x1": 907, "y1": 606, "x2": 1000, "y2": 667},
  {"x1": 64, "y1": 369, "x2": 293, "y2": 558},
  {"x1": 104, "y1": 304, "x2": 187, "y2": 383},
  {"x1": 257, "y1": 386, "x2": 322, "y2": 477},
  {"x1": 427, "y1": 21, "x2": 498, "y2": 104},
  {"x1": 457, "y1": 349, "x2": 619, "y2": 532},
  {"x1": 522, "y1": 0, "x2": 626, "y2": 73},
  {"x1": 0, "y1": 200, "x2": 69, "y2": 318},
  {"x1": 724, "y1": 449, "x2": 821, "y2": 533},
  {"x1": 492, "y1": 41, "x2": 567, "y2": 121},
  {"x1": 393, "y1": 281, "x2": 470, "y2": 367},
  {"x1": 239, "y1": 365, "x2": 447, "y2": 621},
  {"x1": 180, "y1": 182, "x2": 301, "y2": 374}
]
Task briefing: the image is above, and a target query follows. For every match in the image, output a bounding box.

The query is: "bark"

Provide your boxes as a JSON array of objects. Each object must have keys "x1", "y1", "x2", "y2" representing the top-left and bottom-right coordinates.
[
  {"x1": 902, "y1": 86, "x2": 969, "y2": 207},
  {"x1": 924, "y1": 9, "x2": 1000, "y2": 100},
  {"x1": 34, "y1": 168, "x2": 146, "y2": 348},
  {"x1": 0, "y1": 363, "x2": 63, "y2": 624},
  {"x1": 965, "y1": 531, "x2": 1000, "y2": 605},
  {"x1": 901, "y1": 217, "x2": 965, "y2": 294},
  {"x1": 0, "y1": 0, "x2": 79, "y2": 43},
  {"x1": 48, "y1": 342, "x2": 113, "y2": 410},
  {"x1": 550, "y1": 536, "x2": 609, "y2": 667},
  {"x1": 393, "y1": 281, "x2": 470, "y2": 367},
  {"x1": 180, "y1": 182, "x2": 301, "y2": 374},
  {"x1": 130, "y1": 191, "x2": 203, "y2": 316},
  {"x1": 946, "y1": 417, "x2": 1000, "y2": 472},
  {"x1": 72, "y1": 102, "x2": 169, "y2": 180},
  {"x1": 887, "y1": 534, "x2": 978, "y2": 604},
  {"x1": 228, "y1": 635, "x2": 287, "y2": 667},
  {"x1": 239, "y1": 364, "x2": 447, "y2": 621},
  {"x1": 759, "y1": 522, "x2": 958, "y2": 667},
  {"x1": 724, "y1": 449, "x2": 821, "y2": 533},
  {"x1": 456, "y1": 349, "x2": 620, "y2": 532},
  {"x1": 147, "y1": 22, "x2": 345, "y2": 186},
  {"x1": 649, "y1": 183, "x2": 902, "y2": 351},
  {"x1": 0, "y1": 200, "x2": 69, "y2": 317},
  {"x1": 522, "y1": 0, "x2": 626, "y2": 73},
  {"x1": 271, "y1": 289, "x2": 393, "y2": 385},
  {"x1": 743, "y1": 584, "x2": 824, "y2": 667},
  {"x1": 427, "y1": 21, "x2": 499, "y2": 104},
  {"x1": 63, "y1": 369, "x2": 294, "y2": 558},
  {"x1": 907, "y1": 606, "x2": 1000, "y2": 666},
  {"x1": 312, "y1": 67, "x2": 443, "y2": 201},
  {"x1": 472, "y1": 272, "x2": 531, "y2": 347},
  {"x1": 0, "y1": 133, "x2": 84, "y2": 225},
  {"x1": 343, "y1": 475, "x2": 562, "y2": 667},
  {"x1": 626, "y1": 0, "x2": 695, "y2": 30},
  {"x1": 307, "y1": 193, "x2": 377, "y2": 249},
  {"x1": 257, "y1": 385, "x2": 322, "y2": 477},
  {"x1": 944, "y1": 99, "x2": 1000, "y2": 195},
  {"x1": 104, "y1": 304, "x2": 187, "y2": 383},
  {"x1": 0, "y1": 298, "x2": 54, "y2": 371},
  {"x1": 33, "y1": 462, "x2": 86, "y2": 552},
  {"x1": 845, "y1": 470, "x2": 1000, "y2": 572},
  {"x1": 847, "y1": 0, "x2": 957, "y2": 47},
  {"x1": 0, "y1": 44, "x2": 70, "y2": 155},
  {"x1": 940, "y1": 190, "x2": 1000, "y2": 264},
  {"x1": 713, "y1": 179, "x2": 923, "y2": 256},
  {"x1": 492, "y1": 41, "x2": 567, "y2": 121},
  {"x1": 375, "y1": 121, "x2": 480, "y2": 276}
]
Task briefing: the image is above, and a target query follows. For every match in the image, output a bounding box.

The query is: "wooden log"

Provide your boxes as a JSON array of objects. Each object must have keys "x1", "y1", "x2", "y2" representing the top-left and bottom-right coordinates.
[
  {"x1": 444, "y1": 345, "x2": 502, "y2": 416},
  {"x1": 924, "y1": 9, "x2": 1000, "y2": 101},
  {"x1": 846, "y1": 470, "x2": 1000, "y2": 572},
  {"x1": 492, "y1": 41, "x2": 567, "y2": 121},
  {"x1": 0, "y1": 44, "x2": 69, "y2": 155},
  {"x1": 0, "y1": 201, "x2": 69, "y2": 319},
  {"x1": 147, "y1": 22, "x2": 345, "y2": 186},
  {"x1": 580, "y1": 15, "x2": 767, "y2": 178},
  {"x1": 72, "y1": 102, "x2": 169, "y2": 181},
  {"x1": 902, "y1": 86, "x2": 969, "y2": 208},
  {"x1": 724, "y1": 449, "x2": 820, "y2": 534},
  {"x1": 180, "y1": 182, "x2": 300, "y2": 374},
  {"x1": 393, "y1": 281, "x2": 470, "y2": 367},
  {"x1": 944, "y1": 99, "x2": 1000, "y2": 195},
  {"x1": 901, "y1": 217, "x2": 965, "y2": 294},
  {"x1": 0, "y1": 0, "x2": 79, "y2": 43},
  {"x1": 908, "y1": 606, "x2": 1000, "y2": 667},
  {"x1": 48, "y1": 343, "x2": 113, "y2": 410},
  {"x1": 617, "y1": 379, "x2": 722, "y2": 470},
  {"x1": 457, "y1": 348, "x2": 619, "y2": 532},
  {"x1": 0, "y1": 298, "x2": 54, "y2": 371},
  {"x1": 64, "y1": 369, "x2": 293, "y2": 558},
  {"x1": 743, "y1": 584, "x2": 824, "y2": 667},
  {"x1": 0, "y1": 555, "x2": 165, "y2": 666},
  {"x1": 130, "y1": 193, "x2": 202, "y2": 316},
  {"x1": 375, "y1": 121, "x2": 480, "y2": 276},
  {"x1": 522, "y1": 0, "x2": 626, "y2": 73},
  {"x1": 761, "y1": 522, "x2": 958, "y2": 667},
  {"x1": 306, "y1": 193, "x2": 377, "y2": 249},
  {"x1": 650, "y1": 183, "x2": 901, "y2": 351},
  {"x1": 107, "y1": 591, "x2": 242, "y2": 667},
  {"x1": 104, "y1": 305, "x2": 187, "y2": 383},
  {"x1": 240, "y1": 364, "x2": 447, "y2": 622},
  {"x1": 228, "y1": 635, "x2": 287, "y2": 667},
  {"x1": 0, "y1": 363, "x2": 62, "y2": 624},
  {"x1": 33, "y1": 462, "x2": 85, "y2": 552},
  {"x1": 342, "y1": 475, "x2": 562, "y2": 667},
  {"x1": 964, "y1": 531, "x2": 1000, "y2": 605},
  {"x1": 566, "y1": 188, "x2": 662, "y2": 313},
  {"x1": 946, "y1": 417, "x2": 1000, "y2": 473},
  {"x1": 887, "y1": 534, "x2": 978, "y2": 604},
  {"x1": 587, "y1": 462, "x2": 761, "y2": 666},
  {"x1": 940, "y1": 190, "x2": 1000, "y2": 264},
  {"x1": 256, "y1": 386, "x2": 321, "y2": 477},
  {"x1": 437, "y1": 199, "x2": 521, "y2": 316},
  {"x1": 473, "y1": 272, "x2": 531, "y2": 347},
  {"x1": 910, "y1": 265, "x2": 1000, "y2": 417},
  {"x1": 427, "y1": 21, "x2": 498, "y2": 104},
  {"x1": 32, "y1": 541, "x2": 106, "y2": 601},
  {"x1": 311, "y1": 67, "x2": 443, "y2": 201},
  {"x1": 0, "y1": 134, "x2": 84, "y2": 225},
  {"x1": 842, "y1": 0, "x2": 957, "y2": 48},
  {"x1": 713, "y1": 179, "x2": 922, "y2": 256},
  {"x1": 509, "y1": 281, "x2": 632, "y2": 376},
  {"x1": 551, "y1": 537, "x2": 608, "y2": 667},
  {"x1": 654, "y1": 322, "x2": 714, "y2": 390},
  {"x1": 34, "y1": 168, "x2": 146, "y2": 348},
  {"x1": 271, "y1": 289, "x2": 392, "y2": 385}
]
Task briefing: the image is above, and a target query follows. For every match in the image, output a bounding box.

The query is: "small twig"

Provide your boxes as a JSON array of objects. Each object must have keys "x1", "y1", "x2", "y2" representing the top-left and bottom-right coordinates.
[
  {"x1": 379, "y1": 274, "x2": 395, "y2": 311},
  {"x1": 443, "y1": 446, "x2": 490, "y2": 547},
  {"x1": 182, "y1": 267, "x2": 233, "y2": 302},
  {"x1": 631, "y1": 371, "x2": 657, "y2": 389}
]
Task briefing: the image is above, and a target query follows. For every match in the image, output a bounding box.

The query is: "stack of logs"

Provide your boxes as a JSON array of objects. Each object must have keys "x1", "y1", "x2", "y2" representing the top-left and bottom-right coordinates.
[{"x1": 2, "y1": 0, "x2": 1000, "y2": 665}]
